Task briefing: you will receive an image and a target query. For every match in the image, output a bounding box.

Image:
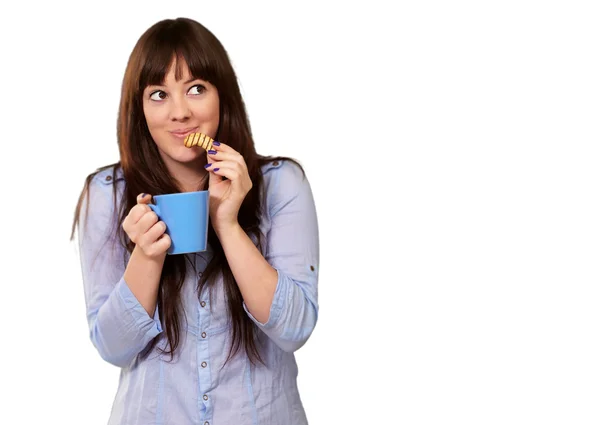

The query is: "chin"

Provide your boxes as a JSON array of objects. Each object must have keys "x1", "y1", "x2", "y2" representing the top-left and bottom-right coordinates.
[
  {"x1": 158, "y1": 145, "x2": 203, "y2": 166},
  {"x1": 173, "y1": 146, "x2": 205, "y2": 164}
]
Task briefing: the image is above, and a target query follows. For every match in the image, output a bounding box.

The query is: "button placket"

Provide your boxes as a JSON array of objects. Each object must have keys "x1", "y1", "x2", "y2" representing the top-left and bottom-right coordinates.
[{"x1": 197, "y1": 271, "x2": 212, "y2": 421}]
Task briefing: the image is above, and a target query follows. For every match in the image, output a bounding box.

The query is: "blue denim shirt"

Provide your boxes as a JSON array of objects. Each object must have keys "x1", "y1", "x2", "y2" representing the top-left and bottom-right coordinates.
[{"x1": 77, "y1": 160, "x2": 319, "y2": 425}]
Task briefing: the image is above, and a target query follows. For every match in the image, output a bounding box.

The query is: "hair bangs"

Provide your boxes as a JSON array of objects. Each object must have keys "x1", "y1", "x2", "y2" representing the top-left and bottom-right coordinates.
[{"x1": 138, "y1": 29, "x2": 218, "y2": 92}]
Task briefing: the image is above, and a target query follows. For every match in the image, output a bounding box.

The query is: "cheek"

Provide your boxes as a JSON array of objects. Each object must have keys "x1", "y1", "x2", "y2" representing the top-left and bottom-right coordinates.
[
  {"x1": 143, "y1": 105, "x2": 167, "y2": 131},
  {"x1": 144, "y1": 114, "x2": 158, "y2": 131},
  {"x1": 193, "y1": 101, "x2": 218, "y2": 121},
  {"x1": 197, "y1": 93, "x2": 219, "y2": 122}
]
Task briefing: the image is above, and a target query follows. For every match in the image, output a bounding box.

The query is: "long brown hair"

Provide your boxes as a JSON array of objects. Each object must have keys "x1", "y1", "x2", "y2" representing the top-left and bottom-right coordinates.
[{"x1": 71, "y1": 17, "x2": 302, "y2": 365}]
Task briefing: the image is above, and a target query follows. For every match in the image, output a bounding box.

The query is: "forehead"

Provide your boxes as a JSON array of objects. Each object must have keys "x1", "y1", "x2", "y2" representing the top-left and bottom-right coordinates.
[
  {"x1": 163, "y1": 57, "x2": 193, "y2": 82},
  {"x1": 141, "y1": 54, "x2": 200, "y2": 89}
]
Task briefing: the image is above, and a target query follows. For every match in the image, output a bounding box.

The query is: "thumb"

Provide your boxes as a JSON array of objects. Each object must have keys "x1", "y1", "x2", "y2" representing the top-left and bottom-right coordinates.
[{"x1": 137, "y1": 193, "x2": 152, "y2": 204}]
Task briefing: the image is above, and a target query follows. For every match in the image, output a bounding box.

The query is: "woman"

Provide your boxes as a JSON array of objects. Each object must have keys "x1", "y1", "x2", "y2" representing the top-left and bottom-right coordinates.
[{"x1": 71, "y1": 17, "x2": 319, "y2": 425}]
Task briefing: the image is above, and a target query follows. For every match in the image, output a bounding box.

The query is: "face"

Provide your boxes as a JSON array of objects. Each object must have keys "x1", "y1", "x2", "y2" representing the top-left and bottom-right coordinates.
[{"x1": 142, "y1": 58, "x2": 220, "y2": 169}]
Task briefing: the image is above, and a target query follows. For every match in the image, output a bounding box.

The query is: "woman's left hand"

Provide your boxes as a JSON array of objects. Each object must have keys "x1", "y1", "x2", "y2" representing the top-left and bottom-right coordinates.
[{"x1": 205, "y1": 142, "x2": 252, "y2": 234}]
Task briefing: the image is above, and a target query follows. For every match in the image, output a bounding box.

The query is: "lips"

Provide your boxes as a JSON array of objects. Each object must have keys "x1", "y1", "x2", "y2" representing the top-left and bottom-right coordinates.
[{"x1": 170, "y1": 127, "x2": 199, "y2": 138}]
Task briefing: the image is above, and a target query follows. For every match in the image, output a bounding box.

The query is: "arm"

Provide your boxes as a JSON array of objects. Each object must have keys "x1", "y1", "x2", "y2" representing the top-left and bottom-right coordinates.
[
  {"x1": 220, "y1": 162, "x2": 319, "y2": 353},
  {"x1": 77, "y1": 176, "x2": 163, "y2": 367},
  {"x1": 123, "y1": 246, "x2": 163, "y2": 318},
  {"x1": 216, "y1": 225, "x2": 277, "y2": 323}
]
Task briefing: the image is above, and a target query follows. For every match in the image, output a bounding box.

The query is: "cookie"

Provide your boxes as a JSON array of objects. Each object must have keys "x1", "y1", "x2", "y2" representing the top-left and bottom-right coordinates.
[{"x1": 184, "y1": 132, "x2": 214, "y2": 151}]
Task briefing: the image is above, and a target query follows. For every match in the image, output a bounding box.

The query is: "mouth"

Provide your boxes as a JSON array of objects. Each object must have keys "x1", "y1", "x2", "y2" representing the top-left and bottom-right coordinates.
[{"x1": 169, "y1": 127, "x2": 199, "y2": 139}]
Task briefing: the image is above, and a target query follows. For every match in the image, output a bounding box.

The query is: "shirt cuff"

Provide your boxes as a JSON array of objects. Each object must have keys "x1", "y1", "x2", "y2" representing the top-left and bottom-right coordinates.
[
  {"x1": 117, "y1": 277, "x2": 163, "y2": 335},
  {"x1": 243, "y1": 268, "x2": 285, "y2": 329}
]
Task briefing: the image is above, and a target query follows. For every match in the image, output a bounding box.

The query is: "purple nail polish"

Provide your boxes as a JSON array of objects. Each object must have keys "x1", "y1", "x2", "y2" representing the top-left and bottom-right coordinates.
[
  {"x1": 208, "y1": 149, "x2": 217, "y2": 155},
  {"x1": 213, "y1": 141, "x2": 221, "y2": 146},
  {"x1": 213, "y1": 168, "x2": 220, "y2": 172},
  {"x1": 141, "y1": 193, "x2": 146, "y2": 198},
  {"x1": 204, "y1": 163, "x2": 212, "y2": 168}
]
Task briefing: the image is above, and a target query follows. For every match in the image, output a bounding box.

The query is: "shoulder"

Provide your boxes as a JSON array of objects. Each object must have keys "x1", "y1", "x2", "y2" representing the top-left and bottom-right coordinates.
[
  {"x1": 76, "y1": 164, "x2": 124, "y2": 230},
  {"x1": 91, "y1": 164, "x2": 125, "y2": 187},
  {"x1": 84, "y1": 164, "x2": 125, "y2": 205},
  {"x1": 260, "y1": 158, "x2": 311, "y2": 215},
  {"x1": 261, "y1": 158, "x2": 306, "y2": 186}
]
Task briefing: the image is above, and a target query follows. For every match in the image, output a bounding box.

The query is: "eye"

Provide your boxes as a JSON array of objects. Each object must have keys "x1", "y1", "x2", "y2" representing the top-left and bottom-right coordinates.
[
  {"x1": 188, "y1": 84, "x2": 206, "y2": 95},
  {"x1": 149, "y1": 90, "x2": 167, "y2": 101}
]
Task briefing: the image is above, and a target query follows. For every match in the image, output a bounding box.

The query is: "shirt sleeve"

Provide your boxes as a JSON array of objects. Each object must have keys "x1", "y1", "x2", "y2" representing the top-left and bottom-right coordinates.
[
  {"x1": 77, "y1": 174, "x2": 162, "y2": 367},
  {"x1": 243, "y1": 161, "x2": 319, "y2": 352}
]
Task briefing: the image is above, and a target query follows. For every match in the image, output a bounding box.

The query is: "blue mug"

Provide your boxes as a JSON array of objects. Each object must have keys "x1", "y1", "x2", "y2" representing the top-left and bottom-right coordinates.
[{"x1": 148, "y1": 190, "x2": 209, "y2": 255}]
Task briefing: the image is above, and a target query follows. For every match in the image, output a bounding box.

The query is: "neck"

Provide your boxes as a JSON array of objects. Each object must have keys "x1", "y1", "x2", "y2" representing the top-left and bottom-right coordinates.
[{"x1": 164, "y1": 157, "x2": 208, "y2": 192}]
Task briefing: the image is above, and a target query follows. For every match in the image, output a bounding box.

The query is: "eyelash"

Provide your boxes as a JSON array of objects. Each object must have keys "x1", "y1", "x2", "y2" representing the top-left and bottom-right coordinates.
[{"x1": 149, "y1": 84, "x2": 206, "y2": 101}]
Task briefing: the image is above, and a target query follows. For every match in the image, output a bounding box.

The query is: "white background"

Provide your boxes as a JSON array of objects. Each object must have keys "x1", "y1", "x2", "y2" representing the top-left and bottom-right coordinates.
[{"x1": 1, "y1": 0, "x2": 599, "y2": 424}]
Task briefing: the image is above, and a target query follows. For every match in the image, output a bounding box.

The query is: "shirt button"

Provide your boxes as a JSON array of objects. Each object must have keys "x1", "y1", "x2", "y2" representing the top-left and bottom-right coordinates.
[
  {"x1": 203, "y1": 394, "x2": 209, "y2": 401},
  {"x1": 105, "y1": 175, "x2": 112, "y2": 182},
  {"x1": 200, "y1": 301, "x2": 206, "y2": 308},
  {"x1": 201, "y1": 332, "x2": 207, "y2": 338},
  {"x1": 272, "y1": 160, "x2": 279, "y2": 166},
  {"x1": 204, "y1": 422, "x2": 209, "y2": 425},
  {"x1": 201, "y1": 361, "x2": 207, "y2": 368},
  {"x1": 197, "y1": 271, "x2": 203, "y2": 278}
]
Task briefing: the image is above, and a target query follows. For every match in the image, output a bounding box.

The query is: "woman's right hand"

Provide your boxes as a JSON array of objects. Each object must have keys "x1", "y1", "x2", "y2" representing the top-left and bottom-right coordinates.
[{"x1": 122, "y1": 193, "x2": 171, "y2": 258}]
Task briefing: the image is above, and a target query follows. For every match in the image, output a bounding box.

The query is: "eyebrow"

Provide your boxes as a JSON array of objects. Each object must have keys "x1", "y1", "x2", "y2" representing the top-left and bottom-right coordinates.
[
  {"x1": 147, "y1": 77, "x2": 203, "y2": 89},
  {"x1": 182, "y1": 77, "x2": 201, "y2": 85}
]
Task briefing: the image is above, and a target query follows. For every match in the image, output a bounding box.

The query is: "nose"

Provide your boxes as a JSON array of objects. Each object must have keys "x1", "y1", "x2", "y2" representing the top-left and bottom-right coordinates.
[{"x1": 169, "y1": 96, "x2": 191, "y2": 121}]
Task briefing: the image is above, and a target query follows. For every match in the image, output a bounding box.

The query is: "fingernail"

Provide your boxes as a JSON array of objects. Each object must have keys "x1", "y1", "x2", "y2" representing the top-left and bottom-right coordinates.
[
  {"x1": 208, "y1": 150, "x2": 217, "y2": 155},
  {"x1": 212, "y1": 141, "x2": 221, "y2": 146},
  {"x1": 141, "y1": 193, "x2": 146, "y2": 198},
  {"x1": 204, "y1": 163, "x2": 212, "y2": 168},
  {"x1": 213, "y1": 168, "x2": 220, "y2": 172}
]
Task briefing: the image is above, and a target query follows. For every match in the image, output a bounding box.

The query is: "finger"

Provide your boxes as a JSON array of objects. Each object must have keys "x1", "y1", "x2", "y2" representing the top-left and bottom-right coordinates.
[
  {"x1": 137, "y1": 209, "x2": 160, "y2": 232},
  {"x1": 205, "y1": 160, "x2": 243, "y2": 176},
  {"x1": 205, "y1": 152, "x2": 237, "y2": 182},
  {"x1": 208, "y1": 143, "x2": 248, "y2": 169},
  {"x1": 207, "y1": 163, "x2": 243, "y2": 183},
  {"x1": 209, "y1": 140, "x2": 236, "y2": 154},
  {"x1": 152, "y1": 233, "x2": 171, "y2": 255},
  {"x1": 207, "y1": 152, "x2": 223, "y2": 186},
  {"x1": 128, "y1": 203, "x2": 152, "y2": 225},
  {"x1": 204, "y1": 159, "x2": 243, "y2": 170},
  {"x1": 206, "y1": 149, "x2": 246, "y2": 168},
  {"x1": 139, "y1": 220, "x2": 167, "y2": 246}
]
